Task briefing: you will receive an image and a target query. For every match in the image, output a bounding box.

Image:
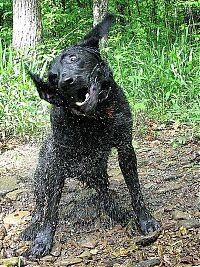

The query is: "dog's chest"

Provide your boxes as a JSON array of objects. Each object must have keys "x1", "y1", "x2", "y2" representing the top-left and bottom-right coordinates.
[
  {"x1": 56, "y1": 118, "x2": 114, "y2": 155},
  {"x1": 54, "y1": 120, "x2": 113, "y2": 177}
]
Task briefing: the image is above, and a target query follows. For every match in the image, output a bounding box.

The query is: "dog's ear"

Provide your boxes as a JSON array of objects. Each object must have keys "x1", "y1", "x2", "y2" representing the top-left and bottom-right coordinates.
[
  {"x1": 79, "y1": 14, "x2": 114, "y2": 49},
  {"x1": 29, "y1": 71, "x2": 63, "y2": 106}
]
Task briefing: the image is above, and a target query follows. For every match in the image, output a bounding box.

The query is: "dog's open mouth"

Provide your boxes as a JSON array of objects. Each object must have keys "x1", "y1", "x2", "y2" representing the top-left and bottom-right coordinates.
[
  {"x1": 71, "y1": 84, "x2": 100, "y2": 116},
  {"x1": 75, "y1": 87, "x2": 90, "y2": 107}
]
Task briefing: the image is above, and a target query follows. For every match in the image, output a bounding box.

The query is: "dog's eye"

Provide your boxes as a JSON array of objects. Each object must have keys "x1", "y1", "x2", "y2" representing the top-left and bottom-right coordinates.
[{"x1": 69, "y1": 55, "x2": 77, "y2": 62}]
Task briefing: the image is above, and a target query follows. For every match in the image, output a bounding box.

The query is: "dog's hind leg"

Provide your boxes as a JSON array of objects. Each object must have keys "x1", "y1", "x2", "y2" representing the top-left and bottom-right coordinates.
[
  {"x1": 22, "y1": 139, "x2": 65, "y2": 257},
  {"x1": 86, "y1": 153, "x2": 130, "y2": 224}
]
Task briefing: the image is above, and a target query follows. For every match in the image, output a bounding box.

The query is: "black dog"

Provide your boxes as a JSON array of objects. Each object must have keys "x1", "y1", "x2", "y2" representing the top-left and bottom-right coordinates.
[{"x1": 23, "y1": 15, "x2": 160, "y2": 257}]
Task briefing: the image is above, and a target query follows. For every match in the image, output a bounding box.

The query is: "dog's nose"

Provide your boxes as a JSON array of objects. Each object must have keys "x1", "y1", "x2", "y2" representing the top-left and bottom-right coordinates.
[
  {"x1": 62, "y1": 76, "x2": 75, "y2": 85},
  {"x1": 59, "y1": 74, "x2": 76, "y2": 88}
]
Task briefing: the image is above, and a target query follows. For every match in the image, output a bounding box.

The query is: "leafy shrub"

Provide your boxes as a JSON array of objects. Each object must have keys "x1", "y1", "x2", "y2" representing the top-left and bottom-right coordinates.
[{"x1": 0, "y1": 41, "x2": 50, "y2": 139}]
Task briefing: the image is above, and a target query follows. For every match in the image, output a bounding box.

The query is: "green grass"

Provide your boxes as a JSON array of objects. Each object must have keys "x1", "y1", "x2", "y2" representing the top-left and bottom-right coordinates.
[
  {"x1": 0, "y1": 41, "x2": 51, "y2": 139},
  {"x1": 106, "y1": 31, "x2": 200, "y2": 124},
  {"x1": 0, "y1": 28, "x2": 199, "y2": 139}
]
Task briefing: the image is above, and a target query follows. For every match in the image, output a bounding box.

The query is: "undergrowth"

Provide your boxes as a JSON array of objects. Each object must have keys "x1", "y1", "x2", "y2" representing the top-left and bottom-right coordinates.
[
  {"x1": 106, "y1": 29, "x2": 200, "y2": 124},
  {"x1": 0, "y1": 41, "x2": 51, "y2": 139},
  {"x1": 0, "y1": 27, "x2": 199, "y2": 139}
]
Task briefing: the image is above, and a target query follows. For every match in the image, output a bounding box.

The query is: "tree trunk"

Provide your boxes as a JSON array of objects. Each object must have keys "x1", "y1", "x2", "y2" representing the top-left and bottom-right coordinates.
[
  {"x1": 93, "y1": 0, "x2": 108, "y2": 26},
  {"x1": 93, "y1": 0, "x2": 108, "y2": 47},
  {"x1": 12, "y1": 0, "x2": 42, "y2": 53}
]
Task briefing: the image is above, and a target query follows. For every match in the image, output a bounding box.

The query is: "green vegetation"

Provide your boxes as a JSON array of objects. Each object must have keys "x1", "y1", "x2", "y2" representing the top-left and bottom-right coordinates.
[
  {"x1": 108, "y1": 31, "x2": 200, "y2": 123},
  {"x1": 0, "y1": 42, "x2": 50, "y2": 137},
  {"x1": 0, "y1": 0, "x2": 199, "y2": 138}
]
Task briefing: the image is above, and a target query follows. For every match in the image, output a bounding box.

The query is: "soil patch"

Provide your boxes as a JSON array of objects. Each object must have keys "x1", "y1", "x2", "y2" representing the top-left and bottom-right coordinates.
[{"x1": 0, "y1": 123, "x2": 199, "y2": 266}]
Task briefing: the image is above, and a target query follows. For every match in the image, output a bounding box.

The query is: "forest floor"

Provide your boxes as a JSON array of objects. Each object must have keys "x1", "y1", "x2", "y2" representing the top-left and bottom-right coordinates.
[{"x1": 0, "y1": 121, "x2": 200, "y2": 267}]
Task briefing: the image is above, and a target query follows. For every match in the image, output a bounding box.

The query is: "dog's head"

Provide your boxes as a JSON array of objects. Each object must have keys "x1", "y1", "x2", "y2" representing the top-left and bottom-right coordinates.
[{"x1": 30, "y1": 14, "x2": 114, "y2": 116}]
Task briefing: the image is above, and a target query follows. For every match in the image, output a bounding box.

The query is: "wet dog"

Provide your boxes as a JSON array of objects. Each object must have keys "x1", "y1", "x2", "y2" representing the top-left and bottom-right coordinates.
[{"x1": 22, "y1": 14, "x2": 160, "y2": 257}]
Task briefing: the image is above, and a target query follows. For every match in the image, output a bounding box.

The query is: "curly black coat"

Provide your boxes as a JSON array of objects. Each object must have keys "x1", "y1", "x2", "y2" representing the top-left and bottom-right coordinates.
[{"x1": 22, "y1": 15, "x2": 160, "y2": 257}]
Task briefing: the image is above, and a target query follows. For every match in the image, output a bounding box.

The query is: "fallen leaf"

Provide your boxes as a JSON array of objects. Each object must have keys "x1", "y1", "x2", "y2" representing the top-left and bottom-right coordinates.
[{"x1": 3, "y1": 210, "x2": 30, "y2": 225}]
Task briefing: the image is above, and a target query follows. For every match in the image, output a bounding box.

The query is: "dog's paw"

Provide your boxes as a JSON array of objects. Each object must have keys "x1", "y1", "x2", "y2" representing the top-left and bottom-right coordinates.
[
  {"x1": 137, "y1": 216, "x2": 160, "y2": 235},
  {"x1": 31, "y1": 235, "x2": 52, "y2": 258},
  {"x1": 31, "y1": 225, "x2": 54, "y2": 258},
  {"x1": 135, "y1": 210, "x2": 160, "y2": 235}
]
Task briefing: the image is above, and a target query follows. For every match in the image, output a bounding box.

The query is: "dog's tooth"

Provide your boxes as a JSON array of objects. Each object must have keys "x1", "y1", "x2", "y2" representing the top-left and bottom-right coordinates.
[
  {"x1": 76, "y1": 93, "x2": 90, "y2": 106},
  {"x1": 85, "y1": 93, "x2": 90, "y2": 101},
  {"x1": 75, "y1": 102, "x2": 84, "y2": 106}
]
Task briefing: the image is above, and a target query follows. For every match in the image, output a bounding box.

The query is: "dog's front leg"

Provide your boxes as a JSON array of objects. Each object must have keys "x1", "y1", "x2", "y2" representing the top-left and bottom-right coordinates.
[
  {"x1": 22, "y1": 140, "x2": 65, "y2": 257},
  {"x1": 31, "y1": 169, "x2": 65, "y2": 258},
  {"x1": 117, "y1": 144, "x2": 160, "y2": 234}
]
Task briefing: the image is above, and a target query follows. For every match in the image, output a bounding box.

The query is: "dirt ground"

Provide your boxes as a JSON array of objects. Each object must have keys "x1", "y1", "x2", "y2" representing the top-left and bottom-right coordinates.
[{"x1": 0, "y1": 121, "x2": 199, "y2": 267}]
